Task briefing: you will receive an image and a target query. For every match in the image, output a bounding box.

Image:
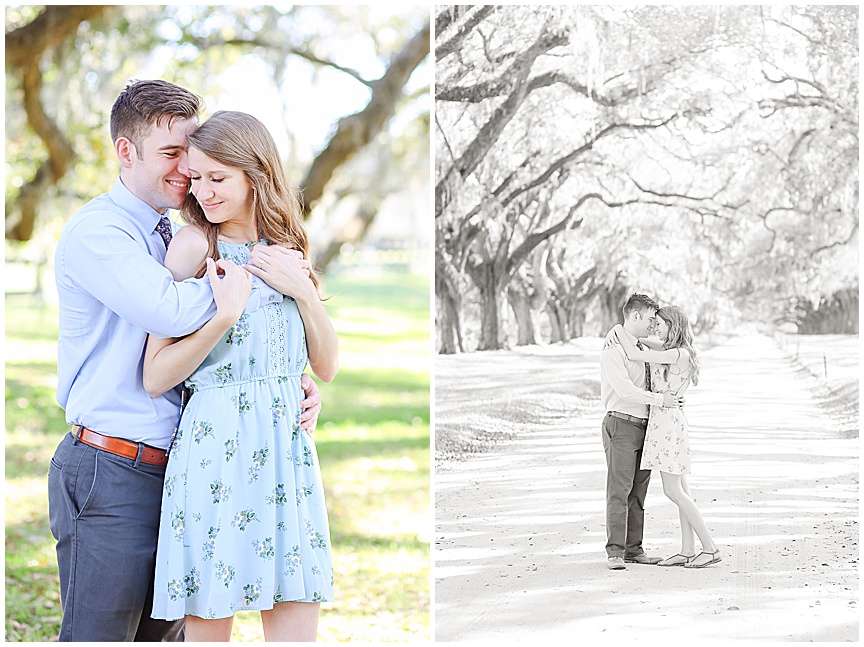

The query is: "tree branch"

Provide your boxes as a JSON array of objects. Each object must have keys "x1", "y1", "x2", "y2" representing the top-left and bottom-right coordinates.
[
  {"x1": 812, "y1": 219, "x2": 858, "y2": 256},
  {"x1": 5, "y1": 5, "x2": 110, "y2": 68},
  {"x1": 436, "y1": 25, "x2": 571, "y2": 219},
  {"x1": 505, "y1": 193, "x2": 640, "y2": 280},
  {"x1": 6, "y1": 5, "x2": 110, "y2": 241},
  {"x1": 435, "y1": 5, "x2": 496, "y2": 62},
  {"x1": 438, "y1": 67, "x2": 642, "y2": 107},
  {"x1": 500, "y1": 115, "x2": 678, "y2": 209},
  {"x1": 183, "y1": 34, "x2": 374, "y2": 87},
  {"x1": 626, "y1": 173, "x2": 730, "y2": 204},
  {"x1": 299, "y1": 19, "x2": 430, "y2": 216}
]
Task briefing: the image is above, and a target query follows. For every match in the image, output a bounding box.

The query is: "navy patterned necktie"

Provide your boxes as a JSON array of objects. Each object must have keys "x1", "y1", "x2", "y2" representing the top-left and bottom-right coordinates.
[
  {"x1": 155, "y1": 216, "x2": 173, "y2": 250},
  {"x1": 636, "y1": 340, "x2": 652, "y2": 391}
]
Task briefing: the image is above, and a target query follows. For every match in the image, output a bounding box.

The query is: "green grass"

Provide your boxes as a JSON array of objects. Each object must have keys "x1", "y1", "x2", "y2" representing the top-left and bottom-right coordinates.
[{"x1": 4, "y1": 268, "x2": 431, "y2": 642}]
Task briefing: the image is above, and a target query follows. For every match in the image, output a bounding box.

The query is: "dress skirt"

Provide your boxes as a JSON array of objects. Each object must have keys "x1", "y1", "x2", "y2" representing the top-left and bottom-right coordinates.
[{"x1": 151, "y1": 239, "x2": 334, "y2": 620}]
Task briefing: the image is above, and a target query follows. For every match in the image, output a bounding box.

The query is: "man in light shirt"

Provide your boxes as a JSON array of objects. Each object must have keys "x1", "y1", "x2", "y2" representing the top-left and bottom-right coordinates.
[
  {"x1": 48, "y1": 80, "x2": 322, "y2": 641},
  {"x1": 600, "y1": 293, "x2": 681, "y2": 570}
]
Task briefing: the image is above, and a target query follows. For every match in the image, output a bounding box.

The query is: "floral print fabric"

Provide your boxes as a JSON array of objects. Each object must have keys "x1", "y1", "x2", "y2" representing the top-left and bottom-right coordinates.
[
  {"x1": 640, "y1": 363, "x2": 692, "y2": 475},
  {"x1": 152, "y1": 240, "x2": 333, "y2": 620}
]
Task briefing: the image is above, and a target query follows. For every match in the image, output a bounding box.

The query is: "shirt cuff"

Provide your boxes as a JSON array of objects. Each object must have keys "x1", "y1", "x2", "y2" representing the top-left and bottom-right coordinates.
[{"x1": 244, "y1": 277, "x2": 283, "y2": 313}]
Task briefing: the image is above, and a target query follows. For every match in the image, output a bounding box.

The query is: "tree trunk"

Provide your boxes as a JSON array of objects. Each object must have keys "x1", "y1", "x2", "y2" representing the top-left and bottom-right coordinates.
[
  {"x1": 597, "y1": 281, "x2": 629, "y2": 335},
  {"x1": 436, "y1": 273, "x2": 462, "y2": 354},
  {"x1": 469, "y1": 262, "x2": 502, "y2": 351},
  {"x1": 507, "y1": 283, "x2": 535, "y2": 346},
  {"x1": 545, "y1": 301, "x2": 565, "y2": 343},
  {"x1": 315, "y1": 198, "x2": 381, "y2": 270},
  {"x1": 526, "y1": 246, "x2": 549, "y2": 343},
  {"x1": 569, "y1": 305, "x2": 586, "y2": 338}
]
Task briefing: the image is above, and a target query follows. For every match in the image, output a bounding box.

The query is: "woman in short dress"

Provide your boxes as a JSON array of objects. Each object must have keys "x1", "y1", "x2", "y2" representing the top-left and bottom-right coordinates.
[
  {"x1": 612, "y1": 306, "x2": 720, "y2": 568},
  {"x1": 143, "y1": 110, "x2": 338, "y2": 640}
]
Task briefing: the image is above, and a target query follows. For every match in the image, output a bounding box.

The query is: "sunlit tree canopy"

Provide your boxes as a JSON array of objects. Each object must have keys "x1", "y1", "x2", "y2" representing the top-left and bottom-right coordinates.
[
  {"x1": 435, "y1": 5, "x2": 858, "y2": 352},
  {"x1": 6, "y1": 4, "x2": 430, "y2": 276}
]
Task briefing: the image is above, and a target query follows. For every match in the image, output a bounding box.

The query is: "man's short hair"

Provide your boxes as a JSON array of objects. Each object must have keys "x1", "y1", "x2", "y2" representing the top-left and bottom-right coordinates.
[
  {"x1": 622, "y1": 293, "x2": 659, "y2": 317},
  {"x1": 110, "y1": 80, "x2": 202, "y2": 156}
]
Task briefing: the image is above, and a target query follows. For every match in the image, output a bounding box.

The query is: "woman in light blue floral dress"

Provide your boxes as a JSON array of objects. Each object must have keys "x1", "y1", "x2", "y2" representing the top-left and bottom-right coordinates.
[
  {"x1": 143, "y1": 111, "x2": 338, "y2": 641},
  {"x1": 612, "y1": 306, "x2": 721, "y2": 570}
]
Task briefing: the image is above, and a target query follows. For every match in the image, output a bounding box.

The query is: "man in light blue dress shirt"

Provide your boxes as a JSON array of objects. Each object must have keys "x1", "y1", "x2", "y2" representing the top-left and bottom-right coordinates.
[{"x1": 47, "y1": 79, "x2": 322, "y2": 641}]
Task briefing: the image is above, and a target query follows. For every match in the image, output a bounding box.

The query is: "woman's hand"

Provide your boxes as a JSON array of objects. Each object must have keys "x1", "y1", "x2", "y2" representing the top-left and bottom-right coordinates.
[
  {"x1": 248, "y1": 245, "x2": 338, "y2": 383},
  {"x1": 207, "y1": 257, "x2": 252, "y2": 325},
  {"x1": 143, "y1": 259, "x2": 250, "y2": 398},
  {"x1": 603, "y1": 324, "x2": 623, "y2": 350},
  {"x1": 245, "y1": 245, "x2": 315, "y2": 302},
  {"x1": 616, "y1": 326, "x2": 638, "y2": 359}
]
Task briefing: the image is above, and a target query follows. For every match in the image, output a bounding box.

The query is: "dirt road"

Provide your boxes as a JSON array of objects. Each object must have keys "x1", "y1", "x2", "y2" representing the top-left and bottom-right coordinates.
[{"x1": 434, "y1": 335, "x2": 858, "y2": 641}]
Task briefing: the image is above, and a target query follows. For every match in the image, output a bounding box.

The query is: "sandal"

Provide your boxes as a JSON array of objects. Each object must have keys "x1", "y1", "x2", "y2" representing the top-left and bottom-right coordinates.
[
  {"x1": 657, "y1": 553, "x2": 694, "y2": 567},
  {"x1": 684, "y1": 549, "x2": 722, "y2": 568}
]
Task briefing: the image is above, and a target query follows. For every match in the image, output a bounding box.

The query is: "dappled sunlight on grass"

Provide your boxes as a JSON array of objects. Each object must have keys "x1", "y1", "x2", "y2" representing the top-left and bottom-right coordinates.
[
  {"x1": 340, "y1": 347, "x2": 430, "y2": 371},
  {"x1": 5, "y1": 433, "x2": 56, "y2": 471},
  {"x1": 322, "y1": 420, "x2": 430, "y2": 552},
  {"x1": 317, "y1": 370, "x2": 430, "y2": 430},
  {"x1": 5, "y1": 341, "x2": 59, "y2": 363},
  {"x1": 5, "y1": 475, "x2": 63, "y2": 642},
  {"x1": 336, "y1": 309, "x2": 429, "y2": 337},
  {"x1": 6, "y1": 364, "x2": 59, "y2": 390}
]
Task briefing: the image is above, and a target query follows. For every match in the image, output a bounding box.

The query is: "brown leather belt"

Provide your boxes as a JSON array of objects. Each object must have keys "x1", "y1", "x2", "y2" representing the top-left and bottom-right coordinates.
[
  {"x1": 607, "y1": 411, "x2": 649, "y2": 426},
  {"x1": 73, "y1": 426, "x2": 169, "y2": 466}
]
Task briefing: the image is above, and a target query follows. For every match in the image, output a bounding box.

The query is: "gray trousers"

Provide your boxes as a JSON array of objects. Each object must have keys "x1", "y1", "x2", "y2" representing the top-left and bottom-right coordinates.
[
  {"x1": 601, "y1": 413, "x2": 651, "y2": 558},
  {"x1": 47, "y1": 432, "x2": 184, "y2": 642}
]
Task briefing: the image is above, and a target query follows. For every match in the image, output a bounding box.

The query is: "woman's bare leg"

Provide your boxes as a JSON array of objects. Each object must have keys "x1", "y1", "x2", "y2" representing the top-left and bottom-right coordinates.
[
  {"x1": 679, "y1": 474, "x2": 696, "y2": 555},
  {"x1": 660, "y1": 471, "x2": 717, "y2": 553},
  {"x1": 261, "y1": 602, "x2": 320, "y2": 642},
  {"x1": 184, "y1": 615, "x2": 234, "y2": 642}
]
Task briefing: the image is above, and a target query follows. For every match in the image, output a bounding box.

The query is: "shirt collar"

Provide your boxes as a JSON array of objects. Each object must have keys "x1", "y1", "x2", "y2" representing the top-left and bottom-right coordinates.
[
  {"x1": 108, "y1": 176, "x2": 168, "y2": 233},
  {"x1": 619, "y1": 326, "x2": 639, "y2": 344}
]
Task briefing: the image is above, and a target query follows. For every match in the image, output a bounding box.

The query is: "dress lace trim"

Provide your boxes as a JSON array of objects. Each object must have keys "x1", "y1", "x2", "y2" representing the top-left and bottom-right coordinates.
[{"x1": 265, "y1": 302, "x2": 289, "y2": 377}]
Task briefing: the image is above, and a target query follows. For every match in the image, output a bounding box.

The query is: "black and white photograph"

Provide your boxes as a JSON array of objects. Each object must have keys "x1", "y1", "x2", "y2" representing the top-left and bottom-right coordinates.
[{"x1": 435, "y1": 5, "x2": 858, "y2": 642}]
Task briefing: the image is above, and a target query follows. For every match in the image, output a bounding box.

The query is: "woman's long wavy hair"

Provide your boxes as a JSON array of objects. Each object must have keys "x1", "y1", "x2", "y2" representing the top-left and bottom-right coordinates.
[
  {"x1": 658, "y1": 305, "x2": 700, "y2": 386},
  {"x1": 180, "y1": 110, "x2": 319, "y2": 294}
]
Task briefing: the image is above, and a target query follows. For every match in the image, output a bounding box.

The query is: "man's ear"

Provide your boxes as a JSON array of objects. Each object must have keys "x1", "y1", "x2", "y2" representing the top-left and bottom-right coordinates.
[{"x1": 115, "y1": 137, "x2": 137, "y2": 169}]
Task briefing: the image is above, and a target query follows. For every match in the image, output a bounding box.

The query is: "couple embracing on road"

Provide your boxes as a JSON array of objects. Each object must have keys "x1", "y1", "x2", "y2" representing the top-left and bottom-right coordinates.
[{"x1": 600, "y1": 293, "x2": 722, "y2": 571}]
